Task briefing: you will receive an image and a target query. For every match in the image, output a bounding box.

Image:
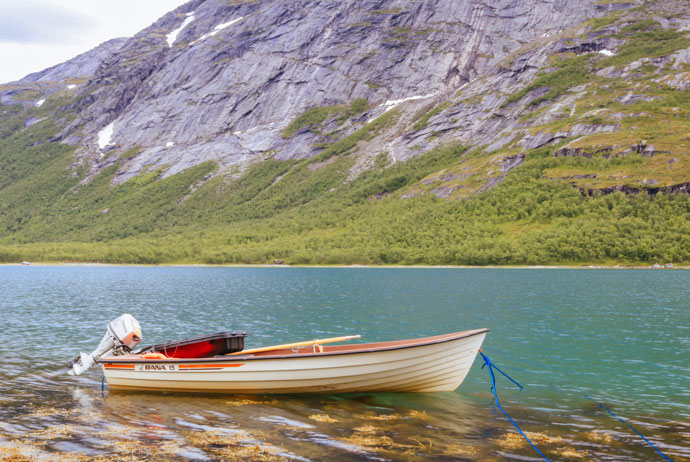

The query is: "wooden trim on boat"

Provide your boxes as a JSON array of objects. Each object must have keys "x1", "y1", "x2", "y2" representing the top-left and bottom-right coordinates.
[{"x1": 100, "y1": 328, "x2": 489, "y2": 364}]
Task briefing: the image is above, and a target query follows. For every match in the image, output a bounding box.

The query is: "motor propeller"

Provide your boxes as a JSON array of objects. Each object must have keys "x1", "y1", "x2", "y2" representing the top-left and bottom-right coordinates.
[{"x1": 66, "y1": 314, "x2": 142, "y2": 376}]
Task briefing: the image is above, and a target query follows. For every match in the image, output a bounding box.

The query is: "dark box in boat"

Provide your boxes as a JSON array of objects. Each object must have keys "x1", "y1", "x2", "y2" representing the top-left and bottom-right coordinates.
[{"x1": 152, "y1": 331, "x2": 247, "y2": 358}]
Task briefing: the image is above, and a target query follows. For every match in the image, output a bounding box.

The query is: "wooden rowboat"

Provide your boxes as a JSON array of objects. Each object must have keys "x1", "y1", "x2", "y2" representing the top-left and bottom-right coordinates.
[{"x1": 99, "y1": 329, "x2": 489, "y2": 394}]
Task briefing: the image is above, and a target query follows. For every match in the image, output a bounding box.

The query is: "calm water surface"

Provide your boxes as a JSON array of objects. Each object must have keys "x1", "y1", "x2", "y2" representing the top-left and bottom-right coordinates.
[{"x1": 0, "y1": 266, "x2": 688, "y2": 461}]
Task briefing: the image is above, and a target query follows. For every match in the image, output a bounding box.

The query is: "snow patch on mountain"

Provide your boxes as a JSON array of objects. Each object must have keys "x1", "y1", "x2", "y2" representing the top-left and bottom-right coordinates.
[
  {"x1": 167, "y1": 12, "x2": 196, "y2": 46},
  {"x1": 191, "y1": 17, "x2": 243, "y2": 45},
  {"x1": 368, "y1": 93, "x2": 436, "y2": 123},
  {"x1": 98, "y1": 123, "x2": 115, "y2": 150}
]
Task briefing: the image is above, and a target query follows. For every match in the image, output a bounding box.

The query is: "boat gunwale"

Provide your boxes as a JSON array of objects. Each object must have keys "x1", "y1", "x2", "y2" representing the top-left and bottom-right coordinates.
[{"x1": 99, "y1": 328, "x2": 489, "y2": 364}]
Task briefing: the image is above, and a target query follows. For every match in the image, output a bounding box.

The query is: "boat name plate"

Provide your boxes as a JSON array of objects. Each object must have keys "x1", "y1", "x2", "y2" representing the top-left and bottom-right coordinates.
[{"x1": 135, "y1": 364, "x2": 178, "y2": 372}]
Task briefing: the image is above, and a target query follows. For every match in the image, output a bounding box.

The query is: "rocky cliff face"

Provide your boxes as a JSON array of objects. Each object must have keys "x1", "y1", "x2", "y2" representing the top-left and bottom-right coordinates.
[
  {"x1": 4, "y1": 0, "x2": 690, "y2": 195},
  {"x1": 47, "y1": 0, "x2": 613, "y2": 183},
  {"x1": 0, "y1": 38, "x2": 126, "y2": 111}
]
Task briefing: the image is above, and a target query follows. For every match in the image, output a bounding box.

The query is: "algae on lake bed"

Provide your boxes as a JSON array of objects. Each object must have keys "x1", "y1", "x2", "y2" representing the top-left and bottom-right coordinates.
[{"x1": 1, "y1": 388, "x2": 687, "y2": 462}]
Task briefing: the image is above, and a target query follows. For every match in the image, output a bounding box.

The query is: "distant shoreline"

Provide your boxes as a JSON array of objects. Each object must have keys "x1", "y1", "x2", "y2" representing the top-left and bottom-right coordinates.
[{"x1": 1, "y1": 262, "x2": 687, "y2": 270}]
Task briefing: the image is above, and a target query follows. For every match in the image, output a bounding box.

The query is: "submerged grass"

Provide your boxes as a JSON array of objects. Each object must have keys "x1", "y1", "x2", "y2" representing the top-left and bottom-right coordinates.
[{"x1": 184, "y1": 431, "x2": 288, "y2": 461}]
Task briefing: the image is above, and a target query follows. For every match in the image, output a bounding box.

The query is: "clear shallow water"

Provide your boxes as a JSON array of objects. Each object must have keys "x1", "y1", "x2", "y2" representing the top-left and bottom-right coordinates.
[{"x1": 0, "y1": 266, "x2": 688, "y2": 461}]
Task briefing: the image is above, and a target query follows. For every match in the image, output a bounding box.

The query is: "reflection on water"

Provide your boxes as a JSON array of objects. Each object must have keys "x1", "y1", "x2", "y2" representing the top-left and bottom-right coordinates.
[{"x1": 0, "y1": 266, "x2": 689, "y2": 461}]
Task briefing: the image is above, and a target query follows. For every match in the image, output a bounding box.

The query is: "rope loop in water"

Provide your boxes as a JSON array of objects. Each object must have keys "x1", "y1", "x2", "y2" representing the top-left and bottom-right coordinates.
[
  {"x1": 586, "y1": 397, "x2": 675, "y2": 462},
  {"x1": 479, "y1": 351, "x2": 551, "y2": 462},
  {"x1": 480, "y1": 352, "x2": 675, "y2": 462}
]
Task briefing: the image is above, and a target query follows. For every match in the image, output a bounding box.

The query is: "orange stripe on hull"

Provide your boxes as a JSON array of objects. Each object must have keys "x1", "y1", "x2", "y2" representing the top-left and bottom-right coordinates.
[
  {"x1": 104, "y1": 364, "x2": 135, "y2": 369},
  {"x1": 179, "y1": 364, "x2": 244, "y2": 369}
]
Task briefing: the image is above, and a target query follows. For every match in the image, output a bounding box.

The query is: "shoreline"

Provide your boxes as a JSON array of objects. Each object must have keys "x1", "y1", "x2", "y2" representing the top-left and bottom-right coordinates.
[{"x1": 1, "y1": 262, "x2": 687, "y2": 270}]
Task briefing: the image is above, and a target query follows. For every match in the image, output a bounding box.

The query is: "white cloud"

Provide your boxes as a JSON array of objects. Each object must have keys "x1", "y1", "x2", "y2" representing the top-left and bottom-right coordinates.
[
  {"x1": 0, "y1": 0, "x2": 92, "y2": 44},
  {"x1": 0, "y1": 0, "x2": 188, "y2": 83}
]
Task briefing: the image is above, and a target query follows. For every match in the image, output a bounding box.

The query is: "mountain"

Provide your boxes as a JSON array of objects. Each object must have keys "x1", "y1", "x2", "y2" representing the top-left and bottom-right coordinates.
[
  {"x1": 21, "y1": 38, "x2": 128, "y2": 84},
  {"x1": 0, "y1": 0, "x2": 689, "y2": 265}
]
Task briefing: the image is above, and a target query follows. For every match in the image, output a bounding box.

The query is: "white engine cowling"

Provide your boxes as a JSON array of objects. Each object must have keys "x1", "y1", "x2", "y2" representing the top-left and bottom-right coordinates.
[{"x1": 67, "y1": 314, "x2": 142, "y2": 376}]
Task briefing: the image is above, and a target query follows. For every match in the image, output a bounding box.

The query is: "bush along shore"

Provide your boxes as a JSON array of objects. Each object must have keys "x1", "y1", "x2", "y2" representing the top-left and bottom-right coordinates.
[{"x1": 0, "y1": 139, "x2": 688, "y2": 266}]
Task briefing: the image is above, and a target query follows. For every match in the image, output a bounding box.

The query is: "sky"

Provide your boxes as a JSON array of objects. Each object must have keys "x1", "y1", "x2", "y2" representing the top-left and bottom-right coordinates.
[{"x1": 0, "y1": 0, "x2": 189, "y2": 84}]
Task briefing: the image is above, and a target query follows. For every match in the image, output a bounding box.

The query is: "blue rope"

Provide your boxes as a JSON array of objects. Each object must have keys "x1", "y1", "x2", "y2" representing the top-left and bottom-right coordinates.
[
  {"x1": 485, "y1": 357, "x2": 524, "y2": 390},
  {"x1": 479, "y1": 354, "x2": 674, "y2": 462},
  {"x1": 590, "y1": 398, "x2": 674, "y2": 462},
  {"x1": 101, "y1": 375, "x2": 106, "y2": 398},
  {"x1": 479, "y1": 351, "x2": 550, "y2": 462}
]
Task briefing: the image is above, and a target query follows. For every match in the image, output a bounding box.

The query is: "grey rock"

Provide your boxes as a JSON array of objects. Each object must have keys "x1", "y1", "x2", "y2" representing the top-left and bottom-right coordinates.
[
  {"x1": 41, "y1": 0, "x2": 611, "y2": 182},
  {"x1": 521, "y1": 132, "x2": 559, "y2": 150},
  {"x1": 554, "y1": 146, "x2": 612, "y2": 158},
  {"x1": 669, "y1": 47, "x2": 690, "y2": 70},
  {"x1": 596, "y1": 66, "x2": 623, "y2": 78},
  {"x1": 557, "y1": 42, "x2": 603, "y2": 54},
  {"x1": 643, "y1": 144, "x2": 656, "y2": 155},
  {"x1": 583, "y1": 181, "x2": 690, "y2": 197},
  {"x1": 554, "y1": 147, "x2": 585, "y2": 157},
  {"x1": 654, "y1": 72, "x2": 690, "y2": 90},
  {"x1": 570, "y1": 174, "x2": 597, "y2": 179},
  {"x1": 431, "y1": 185, "x2": 462, "y2": 198},
  {"x1": 500, "y1": 153, "x2": 525, "y2": 174},
  {"x1": 24, "y1": 117, "x2": 43, "y2": 128},
  {"x1": 20, "y1": 0, "x2": 681, "y2": 203},
  {"x1": 557, "y1": 124, "x2": 617, "y2": 138},
  {"x1": 400, "y1": 190, "x2": 422, "y2": 199},
  {"x1": 476, "y1": 153, "x2": 524, "y2": 194},
  {"x1": 619, "y1": 92, "x2": 660, "y2": 105}
]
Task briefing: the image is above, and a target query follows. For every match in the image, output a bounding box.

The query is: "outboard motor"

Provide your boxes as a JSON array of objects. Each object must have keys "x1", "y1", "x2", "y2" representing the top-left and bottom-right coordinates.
[{"x1": 67, "y1": 314, "x2": 142, "y2": 376}]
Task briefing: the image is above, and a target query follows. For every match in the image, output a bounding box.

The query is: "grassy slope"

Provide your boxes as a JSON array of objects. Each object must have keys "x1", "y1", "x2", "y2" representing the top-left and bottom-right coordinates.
[{"x1": 0, "y1": 4, "x2": 689, "y2": 265}]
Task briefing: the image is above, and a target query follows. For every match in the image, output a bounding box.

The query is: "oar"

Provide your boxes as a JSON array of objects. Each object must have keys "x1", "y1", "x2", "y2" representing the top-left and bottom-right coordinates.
[{"x1": 226, "y1": 335, "x2": 361, "y2": 356}]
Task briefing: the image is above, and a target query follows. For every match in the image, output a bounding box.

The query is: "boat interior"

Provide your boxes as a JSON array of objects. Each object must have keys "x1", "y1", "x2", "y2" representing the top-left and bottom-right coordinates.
[{"x1": 101, "y1": 329, "x2": 489, "y2": 362}]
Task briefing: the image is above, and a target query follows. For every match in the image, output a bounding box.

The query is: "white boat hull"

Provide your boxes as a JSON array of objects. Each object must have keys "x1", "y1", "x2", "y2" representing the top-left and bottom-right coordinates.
[{"x1": 100, "y1": 329, "x2": 488, "y2": 394}]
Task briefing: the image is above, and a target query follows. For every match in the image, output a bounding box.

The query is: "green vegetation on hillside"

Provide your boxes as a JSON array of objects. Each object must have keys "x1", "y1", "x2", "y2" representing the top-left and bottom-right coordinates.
[
  {"x1": 314, "y1": 108, "x2": 398, "y2": 161},
  {"x1": 602, "y1": 21, "x2": 690, "y2": 66},
  {"x1": 281, "y1": 98, "x2": 370, "y2": 138},
  {"x1": 505, "y1": 19, "x2": 690, "y2": 108},
  {"x1": 412, "y1": 101, "x2": 451, "y2": 131},
  {"x1": 0, "y1": 114, "x2": 688, "y2": 265},
  {"x1": 505, "y1": 54, "x2": 593, "y2": 107}
]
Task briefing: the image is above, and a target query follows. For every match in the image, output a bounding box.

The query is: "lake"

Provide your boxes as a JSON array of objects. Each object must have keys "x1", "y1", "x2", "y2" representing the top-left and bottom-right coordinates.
[{"x1": 0, "y1": 266, "x2": 688, "y2": 461}]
